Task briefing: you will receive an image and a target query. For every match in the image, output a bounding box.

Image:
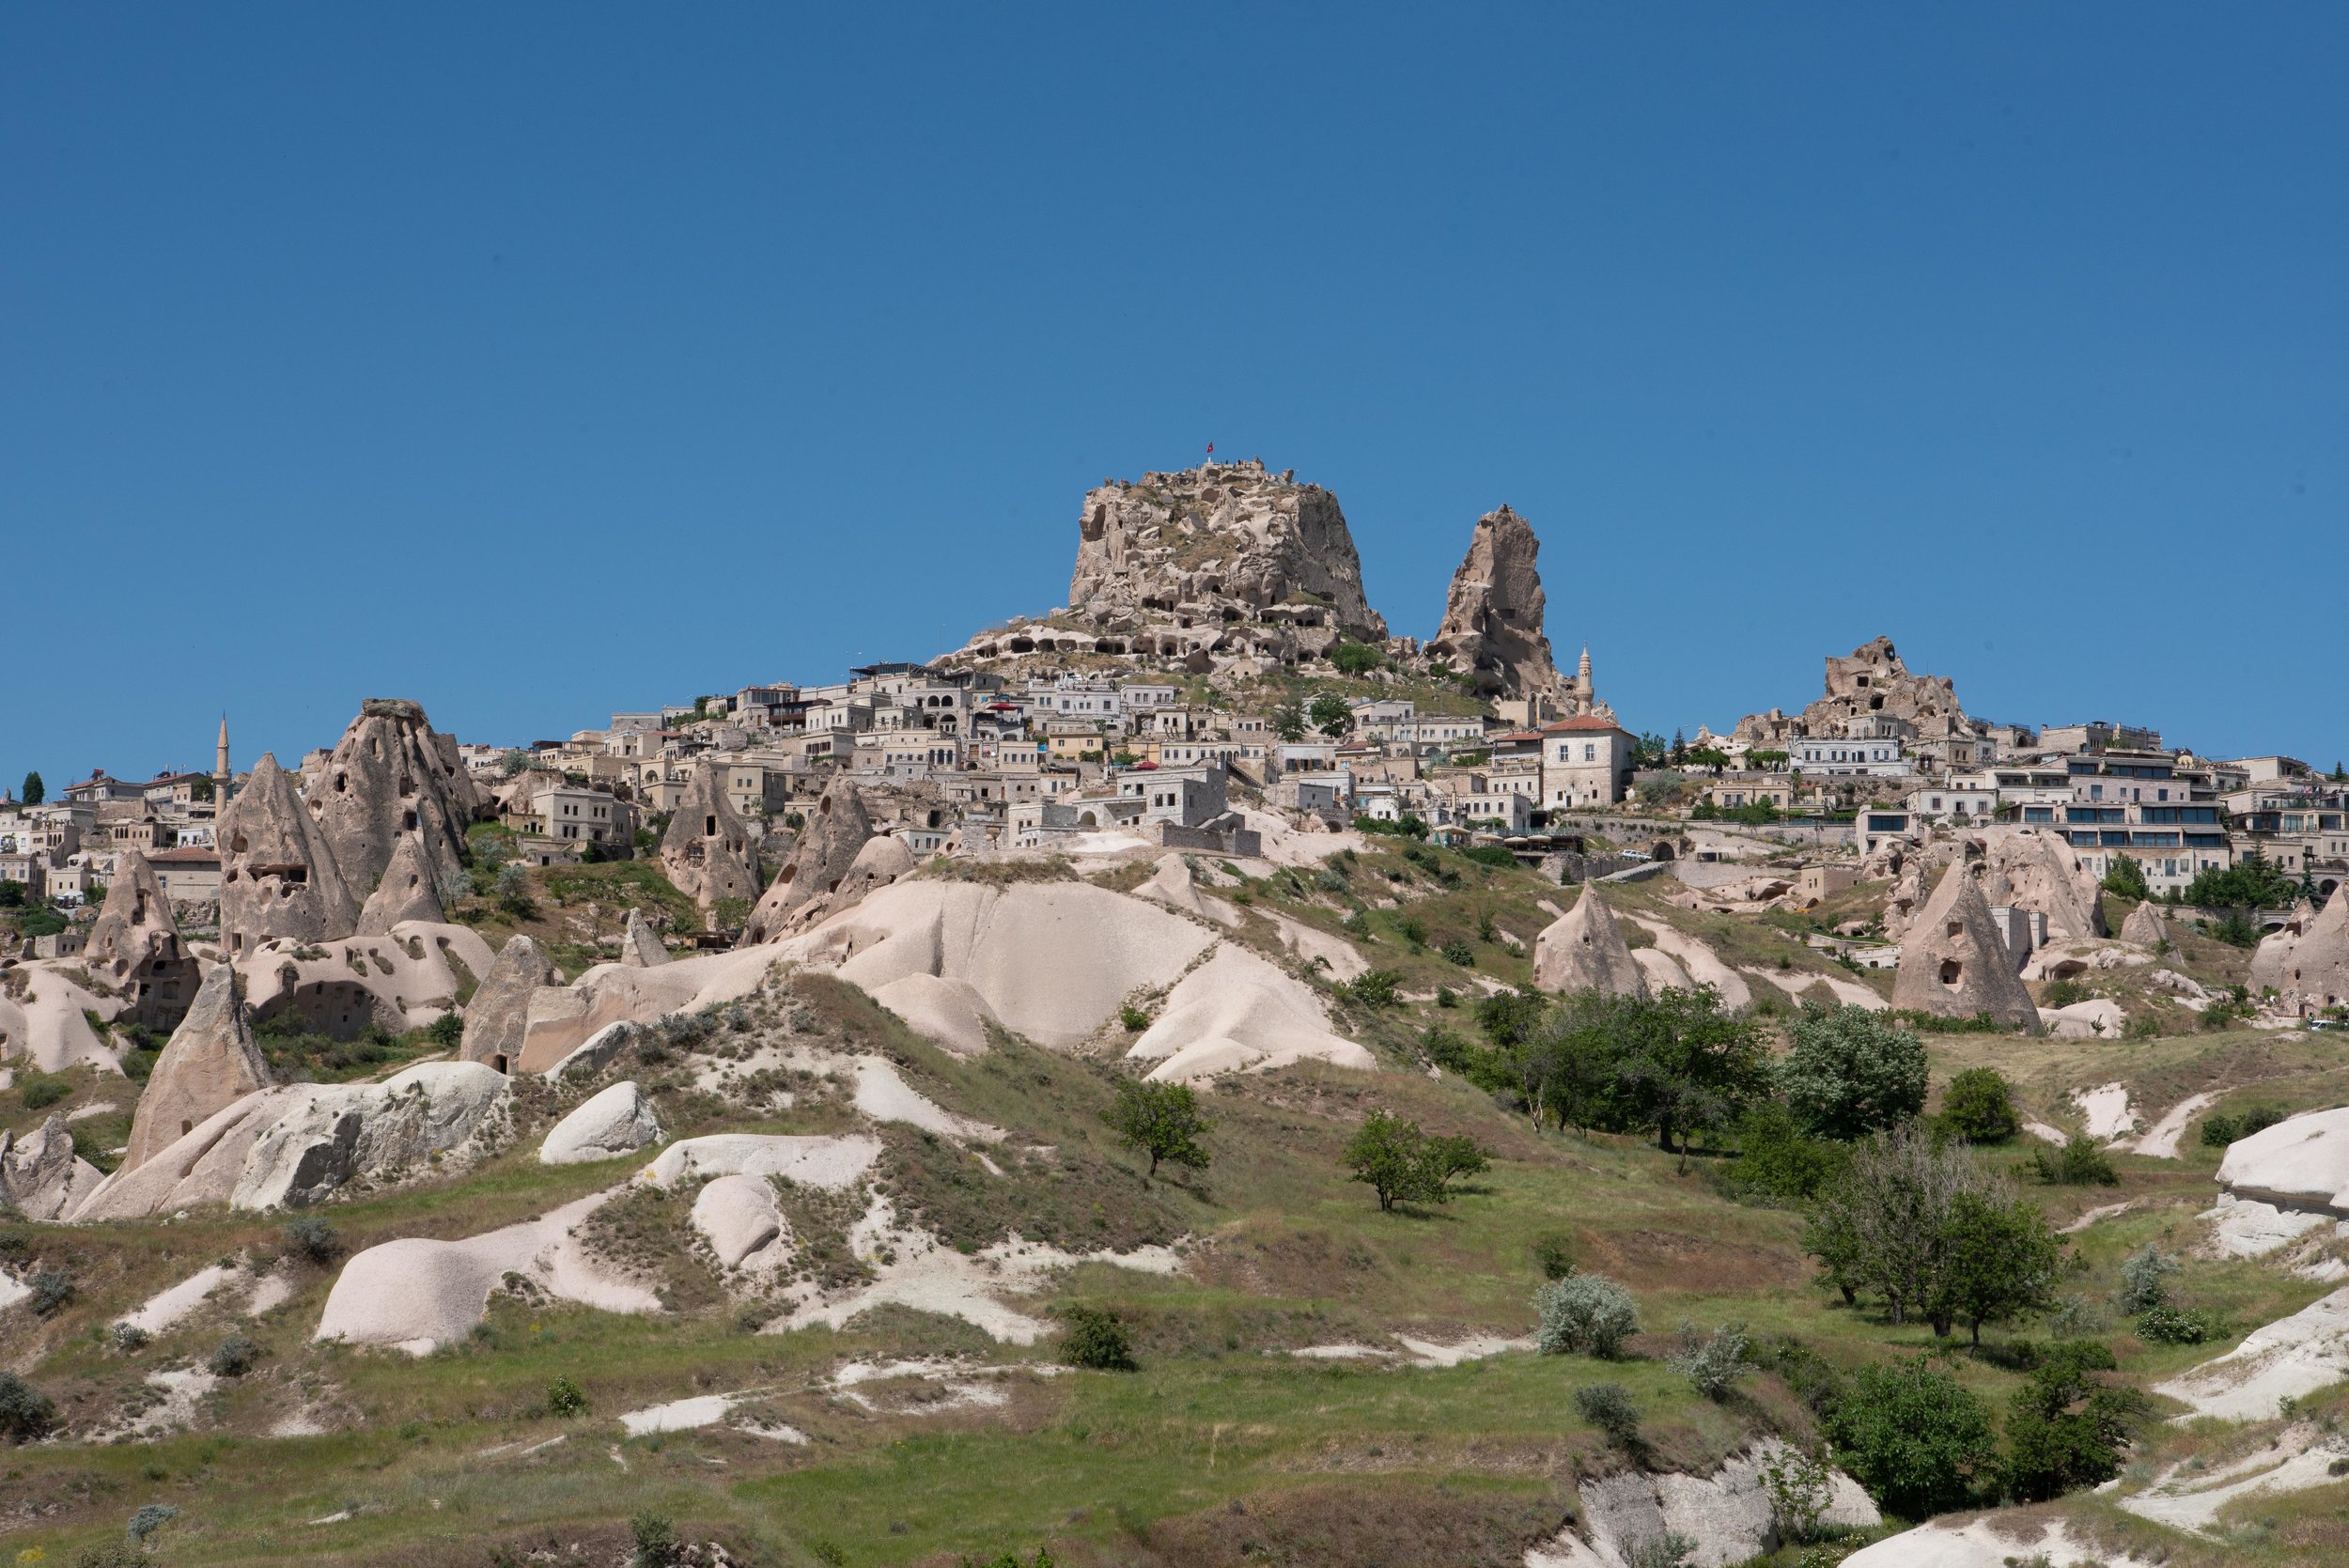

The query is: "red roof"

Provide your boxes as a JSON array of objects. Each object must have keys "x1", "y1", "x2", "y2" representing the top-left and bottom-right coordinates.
[{"x1": 1540, "y1": 717, "x2": 1631, "y2": 735}]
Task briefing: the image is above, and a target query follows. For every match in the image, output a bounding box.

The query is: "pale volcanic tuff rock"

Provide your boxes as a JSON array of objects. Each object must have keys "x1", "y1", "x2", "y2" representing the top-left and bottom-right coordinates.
[
  {"x1": 460, "y1": 934, "x2": 556, "y2": 1072},
  {"x1": 2121, "y1": 898, "x2": 2170, "y2": 949},
  {"x1": 0, "y1": 1112, "x2": 106, "y2": 1221},
  {"x1": 659, "y1": 762, "x2": 759, "y2": 918},
  {"x1": 354, "y1": 833, "x2": 447, "y2": 936},
  {"x1": 120, "y1": 964, "x2": 272, "y2": 1174},
  {"x1": 82, "y1": 847, "x2": 196, "y2": 1029},
  {"x1": 1063, "y1": 461, "x2": 1387, "y2": 653},
  {"x1": 306, "y1": 698, "x2": 483, "y2": 896},
  {"x1": 1426, "y1": 505, "x2": 1558, "y2": 698},
  {"x1": 216, "y1": 752, "x2": 362, "y2": 951},
  {"x1": 1532, "y1": 888, "x2": 1649, "y2": 998},
  {"x1": 2252, "y1": 885, "x2": 2349, "y2": 1015},
  {"x1": 1735, "y1": 635, "x2": 1977, "y2": 747},
  {"x1": 620, "y1": 908, "x2": 671, "y2": 968},
  {"x1": 741, "y1": 774, "x2": 875, "y2": 943},
  {"x1": 538, "y1": 1080, "x2": 662, "y2": 1165},
  {"x1": 1891, "y1": 864, "x2": 2040, "y2": 1031}
]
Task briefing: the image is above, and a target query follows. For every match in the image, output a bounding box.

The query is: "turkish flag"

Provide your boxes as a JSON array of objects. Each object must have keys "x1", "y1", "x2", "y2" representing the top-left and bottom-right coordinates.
[{"x1": 1206, "y1": 442, "x2": 1214, "y2": 455}]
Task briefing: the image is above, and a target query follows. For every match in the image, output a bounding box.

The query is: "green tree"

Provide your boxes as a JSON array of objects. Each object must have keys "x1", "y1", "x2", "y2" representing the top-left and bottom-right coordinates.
[
  {"x1": 1938, "y1": 1067, "x2": 2019, "y2": 1143},
  {"x1": 1330, "y1": 641, "x2": 1382, "y2": 675},
  {"x1": 1607, "y1": 986, "x2": 1769, "y2": 1168},
  {"x1": 19, "y1": 771, "x2": 42, "y2": 805},
  {"x1": 1102, "y1": 1079, "x2": 1210, "y2": 1177},
  {"x1": 1775, "y1": 1004, "x2": 1928, "y2": 1141},
  {"x1": 1804, "y1": 1126, "x2": 1994, "y2": 1327},
  {"x1": 1270, "y1": 700, "x2": 1306, "y2": 742},
  {"x1": 2183, "y1": 849, "x2": 2295, "y2": 910},
  {"x1": 1825, "y1": 1358, "x2": 1997, "y2": 1519},
  {"x1": 1308, "y1": 694, "x2": 1353, "y2": 737},
  {"x1": 1343, "y1": 1110, "x2": 1488, "y2": 1211},
  {"x1": 2100, "y1": 855, "x2": 2149, "y2": 900},
  {"x1": 1935, "y1": 1188, "x2": 2061, "y2": 1344},
  {"x1": 2003, "y1": 1341, "x2": 2145, "y2": 1502}
]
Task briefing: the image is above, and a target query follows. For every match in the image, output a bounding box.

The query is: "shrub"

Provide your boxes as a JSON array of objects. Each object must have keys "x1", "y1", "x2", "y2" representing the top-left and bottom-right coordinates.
[
  {"x1": 546, "y1": 1374, "x2": 588, "y2": 1417},
  {"x1": 1667, "y1": 1321, "x2": 1753, "y2": 1400},
  {"x1": 2101, "y1": 858, "x2": 2150, "y2": 900},
  {"x1": 2042, "y1": 978, "x2": 2091, "y2": 1010},
  {"x1": 1462, "y1": 846, "x2": 1516, "y2": 870},
  {"x1": 1775, "y1": 1004, "x2": 1928, "y2": 1141},
  {"x1": 1440, "y1": 938, "x2": 1475, "y2": 967},
  {"x1": 426, "y1": 1011, "x2": 464, "y2": 1048},
  {"x1": 1346, "y1": 970, "x2": 1402, "y2": 1009},
  {"x1": 1726, "y1": 1102, "x2": 1849, "y2": 1203},
  {"x1": 2200, "y1": 1104, "x2": 2283, "y2": 1148},
  {"x1": 112, "y1": 1323, "x2": 150, "y2": 1352},
  {"x1": 282, "y1": 1215, "x2": 342, "y2": 1264},
  {"x1": 125, "y1": 1504, "x2": 179, "y2": 1545},
  {"x1": 1626, "y1": 1533, "x2": 1694, "y2": 1568},
  {"x1": 2116, "y1": 1244, "x2": 2178, "y2": 1313},
  {"x1": 1531, "y1": 1232, "x2": 1577, "y2": 1281},
  {"x1": 71, "y1": 1547, "x2": 152, "y2": 1568},
  {"x1": 2004, "y1": 1341, "x2": 2145, "y2": 1502},
  {"x1": 1760, "y1": 1445, "x2": 1836, "y2": 1545},
  {"x1": 0, "y1": 1371, "x2": 57, "y2": 1442},
  {"x1": 1330, "y1": 640, "x2": 1383, "y2": 675},
  {"x1": 208, "y1": 1332, "x2": 261, "y2": 1377},
  {"x1": 2030, "y1": 1135, "x2": 2119, "y2": 1187},
  {"x1": 1573, "y1": 1382, "x2": 1642, "y2": 1446},
  {"x1": 1058, "y1": 1305, "x2": 1136, "y2": 1371},
  {"x1": 1342, "y1": 1110, "x2": 1487, "y2": 1210},
  {"x1": 1535, "y1": 1272, "x2": 1640, "y2": 1358},
  {"x1": 1102, "y1": 1079, "x2": 1209, "y2": 1177},
  {"x1": 21, "y1": 1077, "x2": 69, "y2": 1110},
  {"x1": 29, "y1": 1266, "x2": 72, "y2": 1316},
  {"x1": 629, "y1": 1511, "x2": 677, "y2": 1568},
  {"x1": 1397, "y1": 915, "x2": 1427, "y2": 946},
  {"x1": 1117, "y1": 1003, "x2": 1150, "y2": 1032},
  {"x1": 2136, "y1": 1304, "x2": 2215, "y2": 1344},
  {"x1": 1825, "y1": 1358, "x2": 1997, "y2": 1518},
  {"x1": 1939, "y1": 1067, "x2": 2019, "y2": 1143}
]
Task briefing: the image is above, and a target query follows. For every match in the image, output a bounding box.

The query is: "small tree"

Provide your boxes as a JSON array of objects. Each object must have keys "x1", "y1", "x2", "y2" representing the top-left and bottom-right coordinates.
[
  {"x1": 1308, "y1": 694, "x2": 1353, "y2": 737},
  {"x1": 1535, "y1": 1272, "x2": 1640, "y2": 1358},
  {"x1": 1936, "y1": 1188, "x2": 2061, "y2": 1344},
  {"x1": 0, "y1": 1371, "x2": 56, "y2": 1442},
  {"x1": 2003, "y1": 1341, "x2": 2145, "y2": 1502},
  {"x1": 630, "y1": 1511, "x2": 678, "y2": 1568},
  {"x1": 1057, "y1": 1304, "x2": 1137, "y2": 1371},
  {"x1": 1775, "y1": 1004, "x2": 1928, "y2": 1141},
  {"x1": 1939, "y1": 1067, "x2": 2019, "y2": 1143},
  {"x1": 2101, "y1": 856, "x2": 2150, "y2": 901},
  {"x1": 2116, "y1": 1244, "x2": 2179, "y2": 1313},
  {"x1": 1330, "y1": 641, "x2": 1382, "y2": 675},
  {"x1": 20, "y1": 771, "x2": 43, "y2": 805},
  {"x1": 1342, "y1": 1110, "x2": 1486, "y2": 1209},
  {"x1": 2029, "y1": 1134, "x2": 2119, "y2": 1188},
  {"x1": 1103, "y1": 1079, "x2": 1210, "y2": 1177},
  {"x1": 1825, "y1": 1358, "x2": 1997, "y2": 1519}
]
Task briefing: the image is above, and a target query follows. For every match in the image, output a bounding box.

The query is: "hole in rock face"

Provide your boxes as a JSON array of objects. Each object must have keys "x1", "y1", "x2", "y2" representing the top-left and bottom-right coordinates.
[{"x1": 1940, "y1": 959, "x2": 1963, "y2": 986}]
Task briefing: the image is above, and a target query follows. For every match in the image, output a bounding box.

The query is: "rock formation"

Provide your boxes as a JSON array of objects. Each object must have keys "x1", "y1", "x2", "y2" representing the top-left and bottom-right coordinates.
[
  {"x1": 538, "y1": 1080, "x2": 662, "y2": 1165},
  {"x1": 216, "y1": 752, "x2": 362, "y2": 952},
  {"x1": 355, "y1": 834, "x2": 448, "y2": 936},
  {"x1": 659, "y1": 762, "x2": 758, "y2": 920},
  {"x1": 2250, "y1": 885, "x2": 2349, "y2": 1016},
  {"x1": 1533, "y1": 888, "x2": 1649, "y2": 998},
  {"x1": 2120, "y1": 899, "x2": 2170, "y2": 949},
  {"x1": 620, "y1": 908, "x2": 670, "y2": 967},
  {"x1": 1976, "y1": 829, "x2": 2107, "y2": 941},
  {"x1": 741, "y1": 774, "x2": 875, "y2": 942},
  {"x1": 0, "y1": 1112, "x2": 106, "y2": 1221},
  {"x1": 1735, "y1": 636, "x2": 1978, "y2": 748},
  {"x1": 121, "y1": 963, "x2": 272, "y2": 1174},
  {"x1": 951, "y1": 461, "x2": 1387, "y2": 669},
  {"x1": 1890, "y1": 864, "x2": 2040, "y2": 1031},
  {"x1": 1427, "y1": 505, "x2": 1557, "y2": 698},
  {"x1": 83, "y1": 848, "x2": 196, "y2": 1029},
  {"x1": 460, "y1": 934, "x2": 555, "y2": 1072},
  {"x1": 305, "y1": 697, "x2": 483, "y2": 895}
]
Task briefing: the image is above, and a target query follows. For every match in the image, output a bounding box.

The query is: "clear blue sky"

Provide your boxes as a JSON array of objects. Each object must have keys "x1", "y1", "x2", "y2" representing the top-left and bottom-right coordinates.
[{"x1": 5, "y1": 4, "x2": 2343, "y2": 784}]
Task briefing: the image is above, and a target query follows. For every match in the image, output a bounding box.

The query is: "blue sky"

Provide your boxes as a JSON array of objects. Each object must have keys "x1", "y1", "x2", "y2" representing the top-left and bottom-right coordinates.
[{"x1": 4, "y1": 4, "x2": 2343, "y2": 784}]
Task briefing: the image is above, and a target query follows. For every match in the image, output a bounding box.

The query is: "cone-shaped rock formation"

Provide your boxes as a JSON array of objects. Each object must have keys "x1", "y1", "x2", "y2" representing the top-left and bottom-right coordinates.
[
  {"x1": 1891, "y1": 864, "x2": 2039, "y2": 1030},
  {"x1": 1427, "y1": 505, "x2": 1557, "y2": 698},
  {"x1": 306, "y1": 697, "x2": 482, "y2": 894},
  {"x1": 217, "y1": 753, "x2": 361, "y2": 952},
  {"x1": 84, "y1": 848, "x2": 196, "y2": 1029},
  {"x1": 659, "y1": 763, "x2": 759, "y2": 920},
  {"x1": 1533, "y1": 887, "x2": 1649, "y2": 998},
  {"x1": 742, "y1": 774, "x2": 874, "y2": 942},
  {"x1": 355, "y1": 833, "x2": 448, "y2": 936},
  {"x1": 121, "y1": 963, "x2": 272, "y2": 1174},
  {"x1": 460, "y1": 934, "x2": 555, "y2": 1073}
]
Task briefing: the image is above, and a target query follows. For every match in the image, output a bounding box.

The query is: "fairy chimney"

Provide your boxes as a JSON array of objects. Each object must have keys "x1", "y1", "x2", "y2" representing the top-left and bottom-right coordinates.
[
  {"x1": 120, "y1": 963, "x2": 272, "y2": 1173},
  {"x1": 84, "y1": 848, "x2": 197, "y2": 1030},
  {"x1": 460, "y1": 934, "x2": 555, "y2": 1073},
  {"x1": 217, "y1": 753, "x2": 361, "y2": 953},
  {"x1": 306, "y1": 697, "x2": 483, "y2": 895},
  {"x1": 1891, "y1": 863, "x2": 2040, "y2": 1031},
  {"x1": 1533, "y1": 887, "x2": 1650, "y2": 998},
  {"x1": 354, "y1": 833, "x2": 449, "y2": 936},
  {"x1": 620, "y1": 908, "x2": 671, "y2": 967},
  {"x1": 741, "y1": 774, "x2": 875, "y2": 943},
  {"x1": 659, "y1": 763, "x2": 759, "y2": 920},
  {"x1": 1427, "y1": 505, "x2": 1559, "y2": 698}
]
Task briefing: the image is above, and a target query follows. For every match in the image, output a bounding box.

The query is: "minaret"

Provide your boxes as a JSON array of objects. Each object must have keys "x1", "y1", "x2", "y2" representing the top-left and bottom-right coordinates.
[
  {"x1": 213, "y1": 715, "x2": 232, "y2": 809},
  {"x1": 1576, "y1": 646, "x2": 1594, "y2": 713}
]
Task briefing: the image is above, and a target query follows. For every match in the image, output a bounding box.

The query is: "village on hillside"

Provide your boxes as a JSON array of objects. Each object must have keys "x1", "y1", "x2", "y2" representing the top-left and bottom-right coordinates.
[{"x1": 5, "y1": 460, "x2": 2349, "y2": 1568}]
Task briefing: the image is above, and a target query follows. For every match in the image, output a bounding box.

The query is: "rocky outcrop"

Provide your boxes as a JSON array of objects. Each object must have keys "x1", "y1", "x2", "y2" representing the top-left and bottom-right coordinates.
[
  {"x1": 355, "y1": 834, "x2": 447, "y2": 936},
  {"x1": 217, "y1": 753, "x2": 361, "y2": 952},
  {"x1": 1976, "y1": 829, "x2": 2106, "y2": 941},
  {"x1": 1533, "y1": 888, "x2": 1649, "y2": 998},
  {"x1": 659, "y1": 763, "x2": 758, "y2": 920},
  {"x1": 230, "y1": 1062, "x2": 511, "y2": 1210},
  {"x1": 83, "y1": 848, "x2": 196, "y2": 1030},
  {"x1": 234, "y1": 923, "x2": 487, "y2": 1041},
  {"x1": 620, "y1": 908, "x2": 670, "y2": 967},
  {"x1": 460, "y1": 935, "x2": 555, "y2": 1072},
  {"x1": 1426, "y1": 505, "x2": 1557, "y2": 697},
  {"x1": 1735, "y1": 636, "x2": 1976, "y2": 748},
  {"x1": 305, "y1": 697, "x2": 483, "y2": 896},
  {"x1": 121, "y1": 964, "x2": 272, "y2": 1174},
  {"x1": 538, "y1": 1080, "x2": 662, "y2": 1165},
  {"x1": 741, "y1": 774, "x2": 874, "y2": 942},
  {"x1": 2120, "y1": 899, "x2": 2170, "y2": 948},
  {"x1": 1555, "y1": 1437, "x2": 1880, "y2": 1568},
  {"x1": 692, "y1": 1173, "x2": 788, "y2": 1269},
  {"x1": 0, "y1": 1112, "x2": 106, "y2": 1221},
  {"x1": 2252, "y1": 886, "x2": 2349, "y2": 1016},
  {"x1": 1891, "y1": 865, "x2": 2039, "y2": 1031},
  {"x1": 952, "y1": 461, "x2": 1388, "y2": 670}
]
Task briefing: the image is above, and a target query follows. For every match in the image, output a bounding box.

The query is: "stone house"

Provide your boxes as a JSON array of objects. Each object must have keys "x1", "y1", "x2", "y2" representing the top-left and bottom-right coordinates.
[
  {"x1": 1704, "y1": 773, "x2": 1796, "y2": 811},
  {"x1": 147, "y1": 846, "x2": 222, "y2": 905},
  {"x1": 534, "y1": 785, "x2": 634, "y2": 850},
  {"x1": 1117, "y1": 766, "x2": 1229, "y2": 829},
  {"x1": 1540, "y1": 718, "x2": 1636, "y2": 809}
]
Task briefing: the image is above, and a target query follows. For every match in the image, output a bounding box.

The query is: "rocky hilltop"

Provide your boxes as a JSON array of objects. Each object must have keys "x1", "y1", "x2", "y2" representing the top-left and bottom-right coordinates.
[
  {"x1": 1735, "y1": 635, "x2": 1973, "y2": 744},
  {"x1": 1427, "y1": 504, "x2": 1558, "y2": 698}
]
